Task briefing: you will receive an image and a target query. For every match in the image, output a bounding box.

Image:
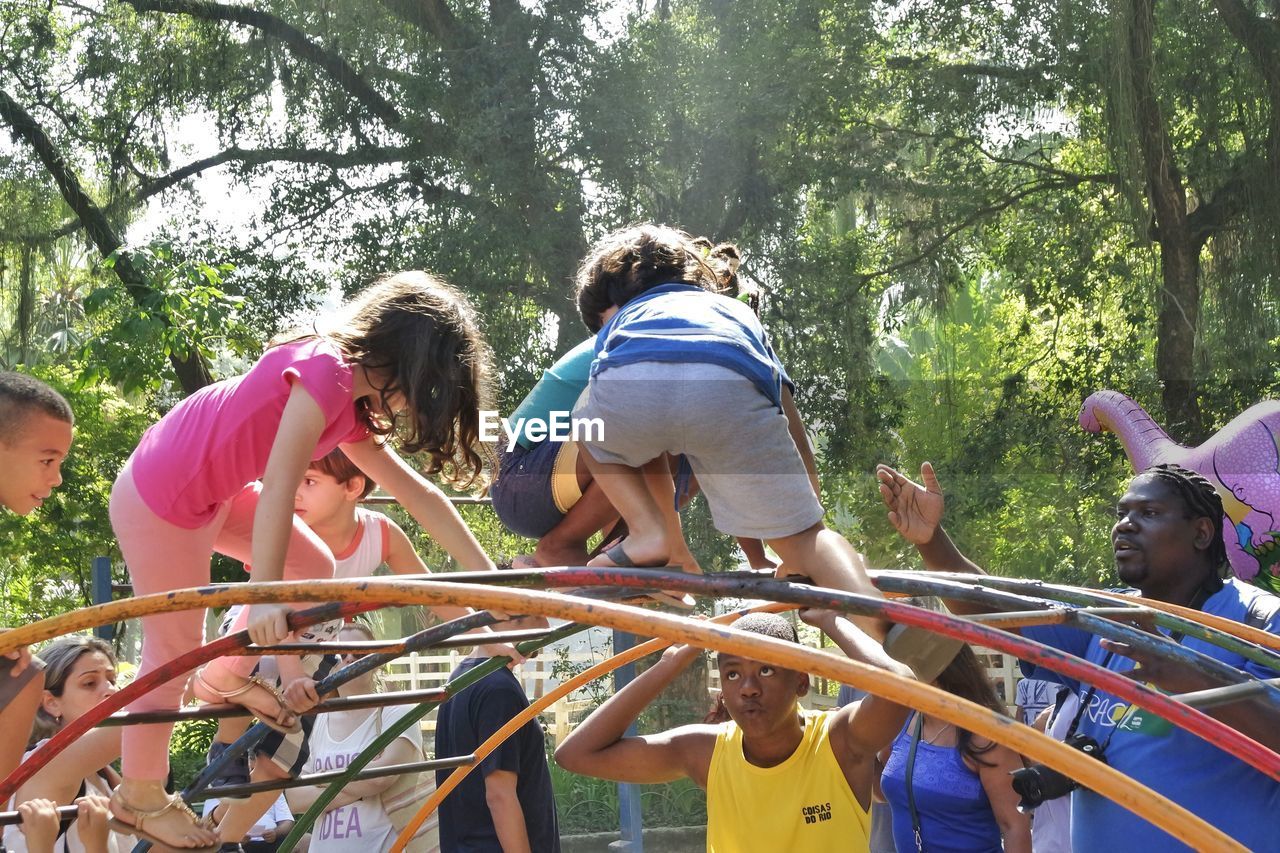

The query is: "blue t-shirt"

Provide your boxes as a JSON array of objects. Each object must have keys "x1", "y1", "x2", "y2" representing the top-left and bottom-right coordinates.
[
  {"x1": 592, "y1": 283, "x2": 794, "y2": 409},
  {"x1": 880, "y1": 716, "x2": 1002, "y2": 853},
  {"x1": 1020, "y1": 578, "x2": 1280, "y2": 852},
  {"x1": 508, "y1": 338, "x2": 594, "y2": 449},
  {"x1": 434, "y1": 659, "x2": 561, "y2": 853}
]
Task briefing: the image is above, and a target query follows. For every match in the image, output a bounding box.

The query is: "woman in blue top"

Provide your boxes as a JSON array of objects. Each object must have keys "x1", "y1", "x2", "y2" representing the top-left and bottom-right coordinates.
[{"x1": 880, "y1": 645, "x2": 1031, "y2": 853}]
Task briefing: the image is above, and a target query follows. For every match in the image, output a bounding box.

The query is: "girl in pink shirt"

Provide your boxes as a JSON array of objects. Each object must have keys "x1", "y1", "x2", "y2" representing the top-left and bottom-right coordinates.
[{"x1": 107, "y1": 272, "x2": 499, "y2": 851}]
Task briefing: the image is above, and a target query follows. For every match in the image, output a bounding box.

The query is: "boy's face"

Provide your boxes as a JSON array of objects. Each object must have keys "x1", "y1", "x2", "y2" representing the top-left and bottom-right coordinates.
[
  {"x1": 0, "y1": 413, "x2": 73, "y2": 515},
  {"x1": 717, "y1": 654, "x2": 808, "y2": 738},
  {"x1": 294, "y1": 467, "x2": 361, "y2": 525}
]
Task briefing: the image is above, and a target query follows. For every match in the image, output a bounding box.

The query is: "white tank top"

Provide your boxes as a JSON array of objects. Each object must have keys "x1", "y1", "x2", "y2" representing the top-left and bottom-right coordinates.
[
  {"x1": 221, "y1": 509, "x2": 391, "y2": 644},
  {"x1": 331, "y1": 508, "x2": 391, "y2": 579},
  {"x1": 306, "y1": 705, "x2": 423, "y2": 853},
  {"x1": 2, "y1": 746, "x2": 133, "y2": 853}
]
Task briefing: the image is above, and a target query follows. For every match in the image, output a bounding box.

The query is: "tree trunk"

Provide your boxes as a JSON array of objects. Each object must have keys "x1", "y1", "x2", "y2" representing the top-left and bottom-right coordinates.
[
  {"x1": 1154, "y1": 237, "x2": 1202, "y2": 436},
  {"x1": 17, "y1": 244, "x2": 33, "y2": 365},
  {"x1": 0, "y1": 87, "x2": 213, "y2": 394},
  {"x1": 1122, "y1": 0, "x2": 1202, "y2": 435}
]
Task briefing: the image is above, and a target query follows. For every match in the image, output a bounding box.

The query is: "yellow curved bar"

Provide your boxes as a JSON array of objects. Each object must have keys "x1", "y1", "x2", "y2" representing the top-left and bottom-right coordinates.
[
  {"x1": 389, "y1": 603, "x2": 793, "y2": 852},
  {"x1": 1088, "y1": 587, "x2": 1280, "y2": 651},
  {"x1": 0, "y1": 579, "x2": 1250, "y2": 851}
]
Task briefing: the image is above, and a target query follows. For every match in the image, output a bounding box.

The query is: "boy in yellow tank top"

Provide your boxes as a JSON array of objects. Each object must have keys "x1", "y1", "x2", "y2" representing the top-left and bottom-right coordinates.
[{"x1": 555, "y1": 611, "x2": 914, "y2": 852}]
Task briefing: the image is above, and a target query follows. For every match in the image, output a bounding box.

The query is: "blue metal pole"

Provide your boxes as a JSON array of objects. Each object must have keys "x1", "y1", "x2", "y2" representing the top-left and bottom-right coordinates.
[
  {"x1": 90, "y1": 557, "x2": 114, "y2": 641},
  {"x1": 610, "y1": 629, "x2": 645, "y2": 852}
]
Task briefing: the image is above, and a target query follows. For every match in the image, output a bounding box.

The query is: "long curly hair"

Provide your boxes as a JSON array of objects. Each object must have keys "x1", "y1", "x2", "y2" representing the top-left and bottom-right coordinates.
[
  {"x1": 575, "y1": 224, "x2": 723, "y2": 332},
  {"x1": 277, "y1": 271, "x2": 494, "y2": 488}
]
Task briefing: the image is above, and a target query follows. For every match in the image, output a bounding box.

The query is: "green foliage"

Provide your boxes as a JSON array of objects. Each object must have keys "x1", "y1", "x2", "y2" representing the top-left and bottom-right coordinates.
[
  {"x1": 169, "y1": 717, "x2": 219, "y2": 791},
  {"x1": 549, "y1": 761, "x2": 706, "y2": 833},
  {"x1": 84, "y1": 242, "x2": 253, "y2": 394}
]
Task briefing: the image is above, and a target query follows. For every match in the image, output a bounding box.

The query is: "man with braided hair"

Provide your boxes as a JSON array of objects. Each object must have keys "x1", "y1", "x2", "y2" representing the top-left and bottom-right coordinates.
[
  {"x1": 556, "y1": 611, "x2": 915, "y2": 852},
  {"x1": 877, "y1": 461, "x2": 1280, "y2": 851}
]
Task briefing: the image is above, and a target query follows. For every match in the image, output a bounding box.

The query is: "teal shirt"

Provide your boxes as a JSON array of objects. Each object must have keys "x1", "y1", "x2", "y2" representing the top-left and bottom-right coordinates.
[{"x1": 509, "y1": 338, "x2": 595, "y2": 449}]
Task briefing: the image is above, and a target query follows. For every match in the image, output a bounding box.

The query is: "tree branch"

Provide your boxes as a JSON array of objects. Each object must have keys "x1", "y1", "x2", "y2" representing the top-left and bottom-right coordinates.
[
  {"x1": 859, "y1": 178, "x2": 1092, "y2": 286},
  {"x1": 28, "y1": 142, "x2": 440, "y2": 243},
  {"x1": 1187, "y1": 175, "x2": 1252, "y2": 247},
  {"x1": 375, "y1": 0, "x2": 476, "y2": 49},
  {"x1": 0, "y1": 87, "x2": 213, "y2": 392},
  {"x1": 1211, "y1": 0, "x2": 1280, "y2": 94},
  {"x1": 1123, "y1": 0, "x2": 1189, "y2": 239},
  {"x1": 120, "y1": 0, "x2": 407, "y2": 128},
  {"x1": 839, "y1": 116, "x2": 1120, "y2": 185},
  {"x1": 883, "y1": 55, "x2": 1057, "y2": 85}
]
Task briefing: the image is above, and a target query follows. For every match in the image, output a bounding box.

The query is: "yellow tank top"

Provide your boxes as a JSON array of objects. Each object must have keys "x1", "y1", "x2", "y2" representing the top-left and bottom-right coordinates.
[{"x1": 705, "y1": 709, "x2": 870, "y2": 853}]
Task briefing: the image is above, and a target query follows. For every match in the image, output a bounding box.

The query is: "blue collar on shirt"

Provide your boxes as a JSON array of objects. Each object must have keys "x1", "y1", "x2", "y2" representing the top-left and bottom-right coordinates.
[{"x1": 597, "y1": 282, "x2": 703, "y2": 341}]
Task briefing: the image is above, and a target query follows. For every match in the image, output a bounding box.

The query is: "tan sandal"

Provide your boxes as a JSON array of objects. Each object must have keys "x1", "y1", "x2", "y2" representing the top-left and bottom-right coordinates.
[
  {"x1": 190, "y1": 667, "x2": 302, "y2": 735},
  {"x1": 109, "y1": 791, "x2": 219, "y2": 853}
]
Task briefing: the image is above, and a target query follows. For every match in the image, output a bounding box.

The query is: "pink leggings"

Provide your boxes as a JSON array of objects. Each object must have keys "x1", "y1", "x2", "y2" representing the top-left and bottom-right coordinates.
[{"x1": 111, "y1": 462, "x2": 334, "y2": 780}]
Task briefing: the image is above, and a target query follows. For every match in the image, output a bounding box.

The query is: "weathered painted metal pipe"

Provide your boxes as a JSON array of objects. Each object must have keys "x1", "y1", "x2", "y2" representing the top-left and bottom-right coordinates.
[
  {"x1": 2, "y1": 576, "x2": 1272, "y2": 852},
  {"x1": 277, "y1": 620, "x2": 587, "y2": 852},
  {"x1": 0, "y1": 600, "x2": 382, "y2": 803},
  {"x1": 388, "y1": 602, "x2": 794, "y2": 852},
  {"x1": 100, "y1": 687, "x2": 450, "y2": 726},
  {"x1": 2, "y1": 577, "x2": 1274, "y2": 786}
]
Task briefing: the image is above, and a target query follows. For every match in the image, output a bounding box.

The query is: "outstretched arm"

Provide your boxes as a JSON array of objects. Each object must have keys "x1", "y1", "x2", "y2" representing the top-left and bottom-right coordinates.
[
  {"x1": 342, "y1": 436, "x2": 494, "y2": 571},
  {"x1": 1099, "y1": 638, "x2": 1280, "y2": 752},
  {"x1": 555, "y1": 644, "x2": 714, "y2": 786},
  {"x1": 800, "y1": 609, "x2": 914, "y2": 755},
  {"x1": 877, "y1": 462, "x2": 990, "y2": 616},
  {"x1": 249, "y1": 382, "x2": 327, "y2": 645}
]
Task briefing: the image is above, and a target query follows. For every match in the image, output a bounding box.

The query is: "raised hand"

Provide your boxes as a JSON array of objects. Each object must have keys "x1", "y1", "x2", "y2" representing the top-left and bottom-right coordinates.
[{"x1": 876, "y1": 462, "x2": 944, "y2": 546}]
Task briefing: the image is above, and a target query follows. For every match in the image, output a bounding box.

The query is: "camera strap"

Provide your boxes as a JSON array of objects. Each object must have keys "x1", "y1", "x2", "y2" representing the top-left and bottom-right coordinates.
[
  {"x1": 905, "y1": 713, "x2": 925, "y2": 853},
  {"x1": 1065, "y1": 582, "x2": 1216, "y2": 745}
]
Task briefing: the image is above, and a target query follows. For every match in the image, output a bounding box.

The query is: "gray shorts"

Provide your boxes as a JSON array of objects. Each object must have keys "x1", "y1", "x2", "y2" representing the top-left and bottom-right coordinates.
[{"x1": 575, "y1": 361, "x2": 824, "y2": 540}]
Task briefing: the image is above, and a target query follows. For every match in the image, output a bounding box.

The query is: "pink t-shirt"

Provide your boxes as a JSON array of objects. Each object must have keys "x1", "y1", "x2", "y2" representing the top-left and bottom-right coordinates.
[{"x1": 130, "y1": 338, "x2": 371, "y2": 528}]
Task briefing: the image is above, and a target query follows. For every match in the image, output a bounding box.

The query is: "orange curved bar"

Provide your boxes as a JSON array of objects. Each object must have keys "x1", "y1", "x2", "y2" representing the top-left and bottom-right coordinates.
[
  {"x1": 0, "y1": 580, "x2": 1248, "y2": 851},
  {"x1": 1087, "y1": 587, "x2": 1280, "y2": 651},
  {"x1": 388, "y1": 603, "x2": 793, "y2": 852}
]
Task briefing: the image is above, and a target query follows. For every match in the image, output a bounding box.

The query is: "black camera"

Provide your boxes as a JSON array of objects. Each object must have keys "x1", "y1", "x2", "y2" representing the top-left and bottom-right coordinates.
[{"x1": 1009, "y1": 734, "x2": 1107, "y2": 812}]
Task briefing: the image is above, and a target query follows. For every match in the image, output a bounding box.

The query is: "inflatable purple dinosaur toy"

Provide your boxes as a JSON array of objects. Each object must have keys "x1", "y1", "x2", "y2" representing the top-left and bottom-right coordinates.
[{"x1": 1080, "y1": 390, "x2": 1280, "y2": 592}]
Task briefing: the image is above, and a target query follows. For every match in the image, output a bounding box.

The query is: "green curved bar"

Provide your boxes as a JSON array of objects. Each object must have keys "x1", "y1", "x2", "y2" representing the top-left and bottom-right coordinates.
[
  {"x1": 277, "y1": 621, "x2": 585, "y2": 853},
  {"x1": 881, "y1": 570, "x2": 1280, "y2": 671}
]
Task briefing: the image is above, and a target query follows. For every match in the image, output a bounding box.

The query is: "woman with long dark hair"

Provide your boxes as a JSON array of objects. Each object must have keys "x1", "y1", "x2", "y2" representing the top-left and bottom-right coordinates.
[{"x1": 879, "y1": 646, "x2": 1031, "y2": 853}]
